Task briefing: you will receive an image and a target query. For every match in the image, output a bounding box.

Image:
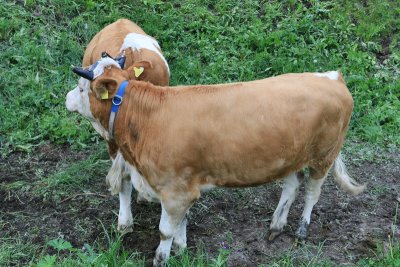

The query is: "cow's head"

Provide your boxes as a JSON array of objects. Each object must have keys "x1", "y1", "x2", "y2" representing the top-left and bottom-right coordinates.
[
  {"x1": 66, "y1": 52, "x2": 154, "y2": 110},
  {"x1": 65, "y1": 57, "x2": 131, "y2": 139}
]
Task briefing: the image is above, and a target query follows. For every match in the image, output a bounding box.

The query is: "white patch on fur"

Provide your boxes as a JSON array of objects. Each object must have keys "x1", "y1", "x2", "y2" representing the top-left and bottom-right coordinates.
[
  {"x1": 121, "y1": 33, "x2": 170, "y2": 75},
  {"x1": 66, "y1": 78, "x2": 93, "y2": 118},
  {"x1": 66, "y1": 78, "x2": 109, "y2": 139},
  {"x1": 106, "y1": 151, "x2": 126, "y2": 194},
  {"x1": 155, "y1": 203, "x2": 190, "y2": 265},
  {"x1": 314, "y1": 71, "x2": 339, "y2": 80},
  {"x1": 173, "y1": 217, "x2": 187, "y2": 251},
  {"x1": 300, "y1": 176, "x2": 326, "y2": 224},
  {"x1": 126, "y1": 162, "x2": 159, "y2": 202},
  {"x1": 92, "y1": 57, "x2": 121, "y2": 79},
  {"x1": 200, "y1": 183, "x2": 216, "y2": 192},
  {"x1": 90, "y1": 121, "x2": 109, "y2": 140},
  {"x1": 154, "y1": 205, "x2": 174, "y2": 265},
  {"x1": 118, "y1": 179, "x2": 133, "y2": 231},
  {"x1": 270, "y1": 173, "x2": 300, "y2": 230}
]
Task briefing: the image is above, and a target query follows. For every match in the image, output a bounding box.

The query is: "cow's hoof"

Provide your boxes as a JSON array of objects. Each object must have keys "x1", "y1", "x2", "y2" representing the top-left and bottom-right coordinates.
[
  {"x1": 117, "y1": 224, "x2": 133, "y2": 234},
  {"x1": 295, "y1": 221, "x2": 308, "y2": 239},
  {"x1": 172, "y1": 242, "x2": 187, "y2": 254},
  {"x1": 153, "y1": 253, "x2": 167, "y2": 267},
  {"x1": 268, "y1": 228, "x2": 283, "y2": 241}
]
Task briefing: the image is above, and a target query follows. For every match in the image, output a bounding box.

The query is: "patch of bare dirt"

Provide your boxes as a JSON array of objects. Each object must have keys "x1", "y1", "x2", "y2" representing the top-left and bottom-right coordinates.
[
  {"x1": 376, "y1": 35, "x2": 392, "y2": 63},
  {"x1": 0, "y1": 143, "x2": 399, "y2": 266}
]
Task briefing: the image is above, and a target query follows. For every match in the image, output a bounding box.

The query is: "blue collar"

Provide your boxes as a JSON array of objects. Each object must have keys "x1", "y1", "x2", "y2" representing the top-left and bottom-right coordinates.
[{"x1": 108, "y1": 80, "x2": 128, "y2": 139}]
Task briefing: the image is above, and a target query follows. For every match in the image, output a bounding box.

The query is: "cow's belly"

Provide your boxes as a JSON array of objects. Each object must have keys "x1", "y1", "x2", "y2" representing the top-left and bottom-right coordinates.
[{"x1": 126, "y1": 161, "x2": 159, "y2": 202}]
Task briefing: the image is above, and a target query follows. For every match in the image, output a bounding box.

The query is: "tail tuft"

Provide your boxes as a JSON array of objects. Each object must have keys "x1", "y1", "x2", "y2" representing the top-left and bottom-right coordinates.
[
  {"x1": 332, "y1": 153, "x2": 366, "y2": 195},
  {"x1": 106, "y1": 152, "x2": 127, "y2": 195}
]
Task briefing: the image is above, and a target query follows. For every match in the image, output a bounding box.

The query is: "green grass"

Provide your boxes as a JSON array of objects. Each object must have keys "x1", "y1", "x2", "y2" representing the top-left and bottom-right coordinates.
[
  {"x1": 265, "y1": 240, "x2": 400, "y2": 267},
  {"x1": 0, "y1": 238, "x2": 40, "y2": 267},
  {"x1": 358, "y1": 242, "x2": 400, "y2": 267},
  {"x1": 28, "y1": 236, "x2": 400, "y2": 267},
  {"x1": 34, "y1": 147, "x2": 110, "y2": 202},
  {"x1": 1, "y1": 0, "x2": 400, "y2": 266},
  {"x1": 33, "y1": 231, "x2": 146, "y2": 267},
  {"x1": 0, "y1": 0, "x2": 399, "y2": 156},
  {"x1": 2, "y1": 144, "x2": 110, "y2": 202},
  {"x1": 260, "y1": 223, "x2": 400, "y2": 267},
  {"x1": 31, "y1": 229, "x2": 231, "y2": 267}
]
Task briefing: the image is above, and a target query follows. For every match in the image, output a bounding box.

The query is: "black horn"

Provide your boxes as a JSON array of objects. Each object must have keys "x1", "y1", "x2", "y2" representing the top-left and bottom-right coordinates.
[
  {"x1": 114, "y1": 54, "x2": 126, "y2": 69},
  {"x1": 101, "y1": 51, "x2": 125, "y2": 68},
  {"x1": 72, "y1": 66, "x2": 94, "y2": 80},
  {"x1": 101, "y1": 51, "x2": 112, "y2": 58}
]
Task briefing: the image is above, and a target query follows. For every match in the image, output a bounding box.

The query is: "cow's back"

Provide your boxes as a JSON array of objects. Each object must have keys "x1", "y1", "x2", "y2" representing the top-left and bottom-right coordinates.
[
  {"x1": 82, "y1": 19, "x2": 146, "y2": 67},
  {"x1": 136, "y1": 73, "x2": 353, "y2": 187}
]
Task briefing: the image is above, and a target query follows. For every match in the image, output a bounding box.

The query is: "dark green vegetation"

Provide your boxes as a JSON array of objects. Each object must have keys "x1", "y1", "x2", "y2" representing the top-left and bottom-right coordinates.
[
  {"x1": 1, "y1": 0, "x2": 399, "y2": 155},
  {"x1": 1, "y1": 0, "x2": 399, "y2": 266}
]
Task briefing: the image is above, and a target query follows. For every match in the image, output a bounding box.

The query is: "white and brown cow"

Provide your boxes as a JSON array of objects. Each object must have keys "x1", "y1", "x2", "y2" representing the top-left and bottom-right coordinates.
[
  {"x1": 67, "y1": 18, "x2": 169, "y2": 232},
  {"x1": 66, "y1": 59, "x2": 365, "y2": 266},
  {"x1": 81, "y1": 18, "x2": 169, "y2": 85}
]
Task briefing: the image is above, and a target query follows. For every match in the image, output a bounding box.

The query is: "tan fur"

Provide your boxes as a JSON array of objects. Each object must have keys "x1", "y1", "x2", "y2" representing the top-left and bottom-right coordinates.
[
  {"x1": 82, "y1": 19, "x2": 169, "y2": 86},
  {"x1": 90, "y1": 68, "x2": 355, "y2": 205},
  {"x1": 88, "y1": 68, "x2": 364, "y2": 262},
  {"x1": 81, "y1": 19, "x2": 170, "y2": 194}
]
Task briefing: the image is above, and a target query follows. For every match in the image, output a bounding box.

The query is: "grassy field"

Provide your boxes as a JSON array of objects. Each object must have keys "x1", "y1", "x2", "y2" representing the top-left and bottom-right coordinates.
[
  {"x1": 0, "y1": 0, "x2": 399, "y2": 266},
  {"x1": 1, "y1": 0, "x2": 399, "y2": 155}
]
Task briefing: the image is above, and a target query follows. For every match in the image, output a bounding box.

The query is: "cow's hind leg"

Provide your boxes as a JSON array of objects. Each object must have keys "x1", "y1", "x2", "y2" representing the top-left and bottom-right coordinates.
[
  {"x1": 172, "y1": 215, "x2": 187, "y2": 253},
  {"x1": 269, "y1": 173, "x2": 301, "y2": 240},
  {"x1": 296, "y1": 168, "x2": 327, "y2": 239}
]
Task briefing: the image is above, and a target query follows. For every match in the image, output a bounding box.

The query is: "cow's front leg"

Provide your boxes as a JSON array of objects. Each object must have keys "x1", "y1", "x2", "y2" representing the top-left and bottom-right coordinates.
[
  {"x1": 118, "y1": 178, "x2": 133, "y2": 233},
  {"x1": 154, "y1": 198, "x2": 192, "y2": 266}
]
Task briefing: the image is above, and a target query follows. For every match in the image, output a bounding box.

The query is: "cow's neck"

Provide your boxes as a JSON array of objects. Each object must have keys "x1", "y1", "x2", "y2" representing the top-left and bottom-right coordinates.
[{"x1": 111, "y1": 81, "x2": 166, "y2": 153}]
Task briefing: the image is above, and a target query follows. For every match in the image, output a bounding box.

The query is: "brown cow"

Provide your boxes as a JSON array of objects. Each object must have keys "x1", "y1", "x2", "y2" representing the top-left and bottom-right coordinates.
[
  {"x1": 66, "y1": 60, "x2": 365, "y2": 266},
  {"x1": 69, "y1": 18, "x2": 169, "y2": 232},
  {"x1": 82, "y1": 18, "x2": 169, "y2": 85}
]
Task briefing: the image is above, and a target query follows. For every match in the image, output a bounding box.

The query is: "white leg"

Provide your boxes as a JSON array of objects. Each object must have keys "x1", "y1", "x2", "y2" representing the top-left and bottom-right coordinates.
[
  {"x1": 154, "y1": 204, "x2": 175, "y2": 266},
  {"x1": 154, "y1": 202, "x2": 189, "y2": 266},
  {"x1": 136, "y1": 192, "x2": 148, "y2": 203},
  {"x1": 296, "y1": 175, "x2": 326, "y2": 238},
  {"x1": 117, "y1": 178, "x2": 133, "y2": 232},
  {"x1": 172, "y1": 216, "x2": 187, "y2": 253},
  {"x1": 269, "y1": 173, "x2": 300, "y2": 240}
]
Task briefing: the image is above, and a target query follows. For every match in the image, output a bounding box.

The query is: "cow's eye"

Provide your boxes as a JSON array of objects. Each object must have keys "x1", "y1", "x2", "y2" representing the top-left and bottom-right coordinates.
[{"x1": 79, "y1": 88, "x2": 84, "y2": 93}]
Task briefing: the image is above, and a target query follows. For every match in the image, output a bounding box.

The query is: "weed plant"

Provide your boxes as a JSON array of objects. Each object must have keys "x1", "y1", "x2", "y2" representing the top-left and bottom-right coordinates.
[
  {"x1": 1, "y1": 0, "x2": 399, "y2": 266},
  {"x1": 0, "y1": 0, "x2": 399, "y2": 156}
]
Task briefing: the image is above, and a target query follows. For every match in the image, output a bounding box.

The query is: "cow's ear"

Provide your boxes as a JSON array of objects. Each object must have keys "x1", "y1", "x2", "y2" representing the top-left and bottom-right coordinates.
[
  {"x1": 92, "y1": 77, "x2": 118, "y2": 100},
  {"x1": 129, "y1": 60, "x2": 153, "y2": 79}
]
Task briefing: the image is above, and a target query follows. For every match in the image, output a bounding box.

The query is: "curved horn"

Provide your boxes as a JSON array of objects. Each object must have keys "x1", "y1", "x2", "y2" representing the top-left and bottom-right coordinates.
[
  {"x1": 101, "y1": 51, "x2": 112, "y2": 58},
  {"x1": 72, "y1": 66, "x2": 94, "y2": 80},
  {"x1": 115, "y1": 55, "x2": 126, "y2": 69}
]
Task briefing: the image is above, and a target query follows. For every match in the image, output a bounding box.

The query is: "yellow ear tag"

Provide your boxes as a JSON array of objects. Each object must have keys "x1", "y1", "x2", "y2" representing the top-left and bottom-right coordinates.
[
  {"x1": 133, "y1": 66, "x2": 144, "y2": 78},
  {"x1": 101, "y1": 90, "x2": 109, "y2": 100}
]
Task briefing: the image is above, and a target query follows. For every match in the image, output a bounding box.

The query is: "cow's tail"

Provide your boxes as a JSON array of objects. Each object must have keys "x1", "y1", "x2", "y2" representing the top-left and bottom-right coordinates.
[
  {"x1": 337, "y1": 70, "x2": 346, "y2": 84},
  {"x1": 332, "y1": 152, "x2": 366, "y2": 195},
  {"x1": 106, "y1": 151, "x2": 126, "y2": 195}
]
